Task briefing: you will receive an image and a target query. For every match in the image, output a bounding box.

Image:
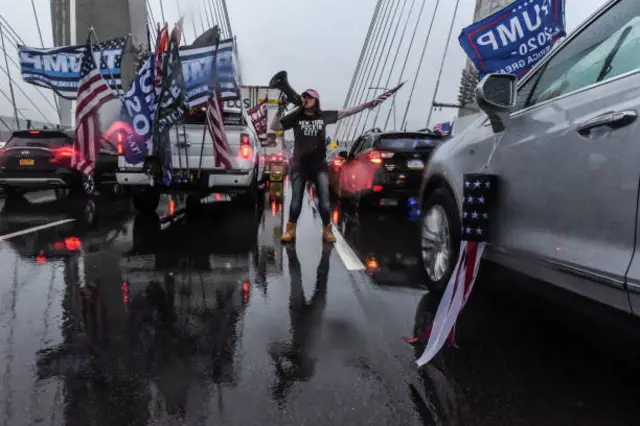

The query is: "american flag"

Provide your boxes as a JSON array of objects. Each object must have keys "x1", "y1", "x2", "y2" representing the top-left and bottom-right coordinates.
[
  {"x1": 432, "y1": 121, "x2": 452, "y2": 136},
  {"x1": 407, "y1": 173, "x2": 497, "y2": 367},
  {"x1": 370, "y1": 81, "x2": 405, "y2": 108},
  {"x1": 71, "y1": 37, "x2": 116, "y2": 175},
  {"x1": 153, "y1": 24, "x2": 169, "y2": 90},
  {"x1": 204, "y1": 26, "x2": 233, "y2": 170}
]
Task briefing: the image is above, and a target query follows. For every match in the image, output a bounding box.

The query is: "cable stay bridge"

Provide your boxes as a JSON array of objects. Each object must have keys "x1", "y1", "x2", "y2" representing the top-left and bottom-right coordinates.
[{"x1": 0, "y1": 0, "x2": 479, "y2": 145}]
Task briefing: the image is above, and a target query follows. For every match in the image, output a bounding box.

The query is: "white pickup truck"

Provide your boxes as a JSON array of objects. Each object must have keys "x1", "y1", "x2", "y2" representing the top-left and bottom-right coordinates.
[{"x1": 115, "y1": 107, "x2": 265, "y2": 214}]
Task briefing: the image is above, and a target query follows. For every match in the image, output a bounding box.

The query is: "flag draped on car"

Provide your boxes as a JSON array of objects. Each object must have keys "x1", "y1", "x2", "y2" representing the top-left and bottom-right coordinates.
[
  {"x1": 71, "y1": 36, "x2": 116, "y2": 175},
  {"x1": 407, "y1": 173, "x2": 497, "y2": 367},
  {"x1": 204, "y1": 27, "x2": 233, "y2": 170},
  {"x1": 154, "y1": 24, "x2": 187, "y2": 185}
]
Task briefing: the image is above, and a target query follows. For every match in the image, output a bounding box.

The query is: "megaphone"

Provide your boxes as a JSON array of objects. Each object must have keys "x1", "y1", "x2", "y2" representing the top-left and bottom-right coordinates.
[{"x1": 269, "y1": 71, "x2": 302, "y2": 107}]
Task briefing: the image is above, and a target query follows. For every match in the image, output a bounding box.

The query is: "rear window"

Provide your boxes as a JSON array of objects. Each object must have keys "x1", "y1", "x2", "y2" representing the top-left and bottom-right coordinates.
[
  {"x1": 6, "y1": 132, "x2": 72, "y2": 148},
  {"x1": 375, "y1": 136, "x2": 437, "y2": 151},
  {"x1": 183, "y1": 107, "x2": 247, "y2": 126}
]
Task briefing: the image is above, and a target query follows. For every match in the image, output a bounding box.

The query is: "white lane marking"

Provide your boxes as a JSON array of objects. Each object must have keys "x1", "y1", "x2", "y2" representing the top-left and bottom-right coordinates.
[
  {"x1": 0, "y1": 219, "x2": 76, "y2": 241},
  {"x1": 332, "y1": 224, "x2": 365, "y2": 271}
]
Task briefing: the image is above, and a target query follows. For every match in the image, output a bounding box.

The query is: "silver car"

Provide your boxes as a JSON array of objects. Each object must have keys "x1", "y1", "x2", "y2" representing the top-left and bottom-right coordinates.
[{"x1": 418, "y1": 0, "x2": 640, "y2": 316}]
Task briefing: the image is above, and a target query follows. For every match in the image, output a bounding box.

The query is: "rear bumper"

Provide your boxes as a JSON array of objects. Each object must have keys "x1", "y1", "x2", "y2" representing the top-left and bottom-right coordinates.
[
  {"x1": 116, "y1": 169, "x2": 254, "y2": 193},
  {"x1": 0, "y1": 171, "x2": 80, "y2": 190}
]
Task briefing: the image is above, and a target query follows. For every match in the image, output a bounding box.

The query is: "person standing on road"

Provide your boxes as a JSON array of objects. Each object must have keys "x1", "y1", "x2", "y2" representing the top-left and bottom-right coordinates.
[{"x1": 270, "y1": 89, "x2": 380, "y2": 242}]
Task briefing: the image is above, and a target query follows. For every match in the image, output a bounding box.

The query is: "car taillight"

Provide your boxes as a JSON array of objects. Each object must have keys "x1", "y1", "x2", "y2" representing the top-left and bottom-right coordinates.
[
  {"x1": 242, "y1": 281, "x2": 250, "y2": 304},
  {"x1": 240, "y1": 134, "x2": 250, "y2": 145},
  {"x1": 368, "y1": 150, "x2": 394, "y2": 164},
  {"x1": 49, "y1": 146, "x2": 75, "y2": 162},
  {"x1": 117, "y1": 143, "x2": 124, "y2": 155},
  {"x1": 333, "y1": 157, "x2": 345, "y2": 167},
  {"x1": 28, "y1": 130, "x2": 40, "y2": 135},
  {"x1": 240, "y1": 145, "x2": 252, "y2": 159}
]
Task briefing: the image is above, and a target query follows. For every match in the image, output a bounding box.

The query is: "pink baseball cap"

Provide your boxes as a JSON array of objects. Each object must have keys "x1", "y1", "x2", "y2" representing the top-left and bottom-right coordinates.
[{"x1": 302, "y1": 89, "x2": 320, "y2": 101}]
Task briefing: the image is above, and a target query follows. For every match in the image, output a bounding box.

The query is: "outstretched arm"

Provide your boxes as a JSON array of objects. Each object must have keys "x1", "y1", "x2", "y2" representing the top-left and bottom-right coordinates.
[{"x1": 337, "y1": 101, "x2": 374, "y2": 120}]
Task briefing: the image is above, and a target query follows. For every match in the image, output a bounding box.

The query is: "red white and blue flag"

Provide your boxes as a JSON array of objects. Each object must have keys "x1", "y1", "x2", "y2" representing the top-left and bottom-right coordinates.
[
  {"x1": 71, "y1": 36, "x2": 116, "y2": 176},
  {"x1": 370, "y1": 81, "x2": 405, "y2": 108},
  {"x1": 432, "y1": 121, "x2": 452, "y2": 136},
  {"x1": 407, "y1": 173, "x2": 496, "y2": 367}
]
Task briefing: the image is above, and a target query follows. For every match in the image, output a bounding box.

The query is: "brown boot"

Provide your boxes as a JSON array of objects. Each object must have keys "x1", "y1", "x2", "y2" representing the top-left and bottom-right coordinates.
[
  {"x1": 323, "y1": 224, "x2": 336, "y2": 243},
  {"x1": 281, "y1": 222, "x2": 296, "y2": 242}
]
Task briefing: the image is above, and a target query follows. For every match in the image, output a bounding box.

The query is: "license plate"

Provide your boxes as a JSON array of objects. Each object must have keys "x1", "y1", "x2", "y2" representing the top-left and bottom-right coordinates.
[
  {"x1": 19, "y1": 159, "x2": 34, "y2": 166},
  {"x1": 407, "y1": 159, "x2": 424, "y2": 169}
]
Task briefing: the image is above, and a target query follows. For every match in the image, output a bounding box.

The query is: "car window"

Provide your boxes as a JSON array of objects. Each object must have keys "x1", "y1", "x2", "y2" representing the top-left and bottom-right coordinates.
[
  {"x1": 348, "y1": 137, "x2": 364, "y2": 157},
  {"x1": 527, "y1": 0, "x2": 640, "y2": 107}
]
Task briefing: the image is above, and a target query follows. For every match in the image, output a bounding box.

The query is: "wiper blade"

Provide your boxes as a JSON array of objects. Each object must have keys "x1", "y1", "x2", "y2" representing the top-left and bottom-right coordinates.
[{"x1": 597, "y1": 26, "x2": 632, "y2": 82}]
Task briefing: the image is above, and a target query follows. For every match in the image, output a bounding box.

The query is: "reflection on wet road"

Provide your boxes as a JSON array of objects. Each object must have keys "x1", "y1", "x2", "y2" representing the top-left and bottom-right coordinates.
[{"x1": 0, "y1": 189, "x2": 638, "y2": 425}]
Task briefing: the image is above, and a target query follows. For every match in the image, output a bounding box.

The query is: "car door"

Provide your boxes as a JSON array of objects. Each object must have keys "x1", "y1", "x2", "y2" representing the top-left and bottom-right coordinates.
[
  {"x1": 340, "y1": 136, "x2": 366, "y2": 195},
  {"x1": 487, "y1": 0, "x2": 640, "y2": 312}
]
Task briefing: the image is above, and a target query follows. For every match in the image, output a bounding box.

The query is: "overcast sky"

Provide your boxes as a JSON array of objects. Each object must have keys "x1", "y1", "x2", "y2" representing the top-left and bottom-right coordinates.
[{"x1": 0, "y1": 0, "x2": 610, "y2": 134}]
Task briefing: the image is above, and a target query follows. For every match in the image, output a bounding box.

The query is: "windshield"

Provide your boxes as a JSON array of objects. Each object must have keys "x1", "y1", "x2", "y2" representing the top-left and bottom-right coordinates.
[
  {"x1": 375, "y1": 136, "x2": 437, "y2": 151},
  {"x1": 5, "y1": 133, "x2": 72, "y2": 148},
  {"x1": 183, "y1": 106, "x2": 247, "y2": 126}
]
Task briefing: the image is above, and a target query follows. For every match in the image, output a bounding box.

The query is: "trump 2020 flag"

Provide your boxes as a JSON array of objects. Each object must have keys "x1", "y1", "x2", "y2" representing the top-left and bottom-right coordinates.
[
  {"x1": 407, "y1": 173, "x2": 498, "y2": 367},
  {"x1": 458, "y1": 0, "x2": 565, "y2": 79},
  {"x1": 120, "y1": 56, "x2": 156, "y2": 165}
]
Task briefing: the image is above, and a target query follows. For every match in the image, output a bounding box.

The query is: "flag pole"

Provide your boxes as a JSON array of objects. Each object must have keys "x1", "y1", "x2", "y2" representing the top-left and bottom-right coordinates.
[
  {"x1": 425, "y1": 0, "x2": 461, "y2": 128},
  {"x1": 0, "y1": 21, "x2": 19, "y2": 130},
  {"x1": 88, "y1": 27, "x2": 128, "y2": 100},
  {"x1": 197, "y1": 26, "x2": 221, "y2": 180}
]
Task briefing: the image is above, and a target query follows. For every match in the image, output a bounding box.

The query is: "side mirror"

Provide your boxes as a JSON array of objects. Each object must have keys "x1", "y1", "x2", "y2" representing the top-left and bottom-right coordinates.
[
  {"x1": 337, "y1": 150, "x2": 348, "y2": 159},
  {"x1": 476, "y1": 73, "x2": 517, "y2": 133}
]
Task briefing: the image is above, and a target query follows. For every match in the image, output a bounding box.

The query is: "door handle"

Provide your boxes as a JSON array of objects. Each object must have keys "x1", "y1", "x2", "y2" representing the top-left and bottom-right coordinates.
[{"x1": 577, "y1": 110, "x2": 637, "y2": 136}]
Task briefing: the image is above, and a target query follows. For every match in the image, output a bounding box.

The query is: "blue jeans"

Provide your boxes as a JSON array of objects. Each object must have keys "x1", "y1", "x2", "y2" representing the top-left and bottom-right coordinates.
[{"x1": 288, "y1": 163, "x2": 331, "y2": 226}]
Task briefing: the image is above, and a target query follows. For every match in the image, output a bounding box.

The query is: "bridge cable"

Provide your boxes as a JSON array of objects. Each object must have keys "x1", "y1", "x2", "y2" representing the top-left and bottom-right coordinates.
[
  {"x1": 374, "y1": 0, "x2": 416, "y2": 129},
  {"x1": 399, "y1": 0, "x2": 443, "y2": 130},
  {"x1": 201, "y1": 0, "x2": 213, "y2": 29},
  {"x1": 197, "y1": 4, "x2": 207, "y2": 34},
  {"x1": 359, "y1": 0, "x2": 409, "y2": 133},
  {"x1": 0, "y1": 20, "x2": 20, "y2": 129},
  {"x1": 30, "y1": 0, "x2": 62, "y2": 123},
  {"x1": 0, "y1": 85, "x2": 28, "y2": 122},
  {"x1": 213, "y1": 0, "x2": 229, "y2": 39},
  {"x1": 334, "y1": 0, "x2": 384, "y2": 141},
  {"x1": 0, "y1": 62, "x2": 55, "y2": 125},
  {"x1": 339, "y1": 0, "x2": 393, "y2": 141},
  {"x1": 0, "y1": 24, "x2": 62, "y2": 115},
  {"x1": 190, "y1": 10, "x2": 199, "y2": 39},
  {"x1": 345, "y1": 0, "x2": 398, "y2": 141},
  {"x1": 219, "y1": 0, "x2": 234, "y2": 38},
  {"x1": 158, "y1": 0, "x2": 166, "y2": 24},
  {"x1": 209, "y1": 0, "x2": 223, "y2": 34},
  {"x1": 146, "y1": 0, "x2": 158, "y2": 25},
  {"x1": 425, "y1": 0, "x2": 461, "y2": 128},
  {"x1": 175, "y1": 0, "x2": 188, "y2": 44},
  {"x1": 383, "y1": 0, "x2": 427, "y2": 129},
  {"x1": 207, "y1": 0, "x2": 218, "y2": 30},
  {"x1": 336, "y1": 0, "x2": 386, "y2": 141},
  {"x1": 341, "y1": 0, "x2": 394, "y2": 142}
]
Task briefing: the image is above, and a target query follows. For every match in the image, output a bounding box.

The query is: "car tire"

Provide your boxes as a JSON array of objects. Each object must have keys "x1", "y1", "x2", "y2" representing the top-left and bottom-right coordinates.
[
  {"x1": 132, "y1": 188, "x2": 160, "y2": 214},
  {"x1": 186, "y1": 194, "x2": 201, "y2": 214},
  {"x1": 420, "y1": 187, "x2": 461, "y2": 293},
  {"x1": 239, "y1": 175, "x2": 259, "y2": 212}
]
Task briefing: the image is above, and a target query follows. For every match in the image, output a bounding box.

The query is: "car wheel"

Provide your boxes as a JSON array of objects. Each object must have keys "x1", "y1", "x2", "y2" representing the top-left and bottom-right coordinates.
[
  {"x1": 420, "y1": 188, "x2": 461, "y2": 293},
  {"x1": 82, "y1": 174, "x2": 96, "y2": 196},
  {"x1": 239, "y1": 176, "x2": 259, "y2": 212},
  {"x1": 132, "y1": 188, "x2": 160, "y2": 214},
  {"x1": 186, "y1": 194, "x2": 201, "y2": 214}
]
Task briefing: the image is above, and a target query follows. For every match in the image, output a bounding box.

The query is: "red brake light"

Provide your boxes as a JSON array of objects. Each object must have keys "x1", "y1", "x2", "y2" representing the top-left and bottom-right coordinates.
[
  {"x1": 28, "y1": 130, "x2": 40, "y2": 134},
  {"x1": 368, "y1": 150, "x2": 394, "y2": 164},
  {"x1": 373, "y1": 185, "x2": 383, "y2": 192},
  {"x1": 240, "y1": 145, "x2": 252, "y2": 159},
  {"x1": 65, "y1": 237, "x2": 82, "y2": 251},
  {"x1": 242, "y1": 281, "x2": 250, "y2": 304},
  {"x1": 333, "y1": 157, "x2": 345, "y2": 167},
  {"x1": 117, "y1": 143, "x2": 124, "y2": 155},
  {"x1": 121, "y1": 281, "x2": 129, "y2": 304},
  {"x1": 49, "y1": 146, "x2": 76, "y2": 163},
  {"x1": 116, "y1": 132, "x2": 124, "y2": 143},
  {"x1": 240, "y1": 134, "x2": 250, "y2": 145}
]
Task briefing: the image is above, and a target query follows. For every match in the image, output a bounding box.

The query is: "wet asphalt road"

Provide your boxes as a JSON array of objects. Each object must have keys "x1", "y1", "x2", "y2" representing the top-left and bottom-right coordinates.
[{"x1": 0, "y1": 187, "x2": 639, "y2": 425}]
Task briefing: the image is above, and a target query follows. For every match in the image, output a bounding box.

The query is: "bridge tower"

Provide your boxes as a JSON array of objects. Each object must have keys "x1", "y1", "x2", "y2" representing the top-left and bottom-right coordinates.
[{"x1": 50, "y1": 0, "x2": 147, "y2": 127}]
